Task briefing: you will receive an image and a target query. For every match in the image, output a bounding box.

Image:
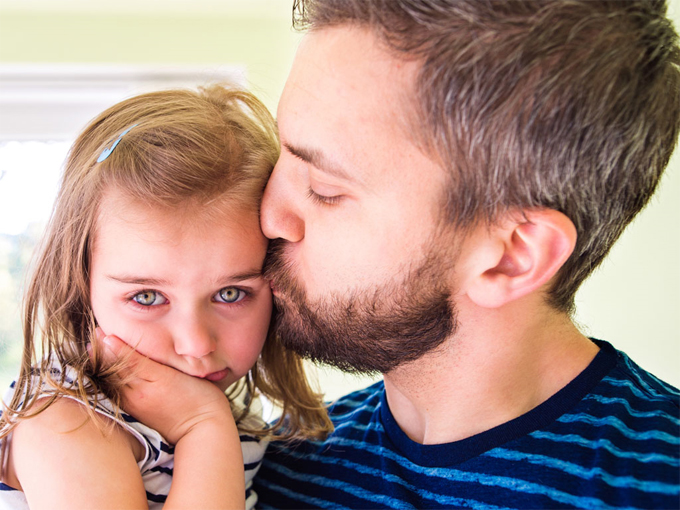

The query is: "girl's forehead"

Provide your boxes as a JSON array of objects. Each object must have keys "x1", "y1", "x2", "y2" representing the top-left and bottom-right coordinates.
[
  {"x1": 95, "y1": 187, "x2": 262, "y2": 244},
  {"x1": 89, "y1": 194, "x2": 269, "y2": 299}
]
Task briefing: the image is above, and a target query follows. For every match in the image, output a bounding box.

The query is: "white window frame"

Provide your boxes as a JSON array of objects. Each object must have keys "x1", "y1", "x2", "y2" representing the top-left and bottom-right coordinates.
[{"x1": 0, "y1": 63, "x2": 246, "y2": 140}]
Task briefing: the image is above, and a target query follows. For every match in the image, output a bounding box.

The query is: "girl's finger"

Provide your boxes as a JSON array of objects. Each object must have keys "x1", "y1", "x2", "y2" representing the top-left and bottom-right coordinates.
[
  {"x1": 100, "y1": 333, "x2": 181, "y2": 387},
  {"x1": 100, "y1": 333, "x2": 131, "y2": 359},
  {"x1": 94, "y1": 333, "x2": 150, "y2": 384}
]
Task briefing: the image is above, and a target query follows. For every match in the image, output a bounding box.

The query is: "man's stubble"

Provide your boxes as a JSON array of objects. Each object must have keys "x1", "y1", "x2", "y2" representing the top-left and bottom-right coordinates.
[{"x1": 263, "y1": 233, "x2": 458, "y2": 375}]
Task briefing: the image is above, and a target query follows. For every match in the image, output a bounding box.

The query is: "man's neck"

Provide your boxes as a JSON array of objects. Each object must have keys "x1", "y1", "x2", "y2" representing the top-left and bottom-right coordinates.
[{"x1": 382, "y1": 296, "x2": 599, "y2": 445}]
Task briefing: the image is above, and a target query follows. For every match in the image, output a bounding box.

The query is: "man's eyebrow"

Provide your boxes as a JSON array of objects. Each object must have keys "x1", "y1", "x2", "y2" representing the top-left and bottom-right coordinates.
[{"x1": 283, "y1": 142, "x2": 355, "y2": 182}]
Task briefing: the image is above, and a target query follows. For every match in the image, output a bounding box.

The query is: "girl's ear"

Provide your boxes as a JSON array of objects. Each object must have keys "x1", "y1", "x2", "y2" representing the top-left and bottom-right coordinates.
[{"x1": 464, "y1": 209, "x2": 577, "y2": 309}]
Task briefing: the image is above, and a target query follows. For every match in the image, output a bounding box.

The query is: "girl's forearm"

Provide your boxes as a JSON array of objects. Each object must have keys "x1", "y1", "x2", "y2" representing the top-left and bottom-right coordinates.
[{"x1": 164, "y1": 416, "x2": 246, "y2": 510}]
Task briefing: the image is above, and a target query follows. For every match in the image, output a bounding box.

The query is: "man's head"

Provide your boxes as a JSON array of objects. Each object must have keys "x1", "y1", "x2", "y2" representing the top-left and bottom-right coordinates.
[
  {"x1": 261, "y1": 0, "x2": 680, "y2": 373},
  {"x1": 262, "y1": 26, "x2": 461, "y2": 373}
]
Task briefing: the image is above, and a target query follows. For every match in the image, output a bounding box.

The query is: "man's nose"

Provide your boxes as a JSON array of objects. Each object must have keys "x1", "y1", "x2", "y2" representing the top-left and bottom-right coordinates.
[
  {"x1": 261, "y1": 161, "x2": 305, "y2": 242},
  {"x1": 173, "y1": 316, "x2": 216, "y2": 359}
]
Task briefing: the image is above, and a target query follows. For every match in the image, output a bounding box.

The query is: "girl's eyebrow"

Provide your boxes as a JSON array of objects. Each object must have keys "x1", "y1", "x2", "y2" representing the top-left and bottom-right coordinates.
[
  {"x1": 106, "y1": 269, "x2": 264, "y2": 287},
  {"x1": 220, "y1": 270, "x2": 264, "y2": 284},
  {"x1": 107, "y1": 275, "x2": 169, "y2": 286}
]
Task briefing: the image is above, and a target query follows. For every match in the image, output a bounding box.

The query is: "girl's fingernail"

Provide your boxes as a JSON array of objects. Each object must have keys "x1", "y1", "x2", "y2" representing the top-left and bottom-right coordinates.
[{"x1": 95, "y1": 327, "x2": 105, "y2": 342}]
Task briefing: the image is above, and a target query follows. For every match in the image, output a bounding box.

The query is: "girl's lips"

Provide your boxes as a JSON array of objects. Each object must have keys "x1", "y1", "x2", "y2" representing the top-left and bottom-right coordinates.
[{"x1": 203, "y1": 369, "x2": 229, "y2": 382}]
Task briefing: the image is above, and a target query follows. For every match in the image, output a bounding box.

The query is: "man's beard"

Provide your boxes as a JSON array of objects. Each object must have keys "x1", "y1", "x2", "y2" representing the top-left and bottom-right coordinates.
[{"x1": 263, "y1": 237, "x2": 457, "y2": 375}]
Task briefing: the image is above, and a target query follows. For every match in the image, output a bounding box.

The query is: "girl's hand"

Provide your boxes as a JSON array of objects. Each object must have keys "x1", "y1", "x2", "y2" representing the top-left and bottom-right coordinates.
[
  {"x1": 95, "y1": 331, "x2": 233, "y2": 445},
  {"x1": 95, "y1": 331, "x2": 246, "y2": 509}
]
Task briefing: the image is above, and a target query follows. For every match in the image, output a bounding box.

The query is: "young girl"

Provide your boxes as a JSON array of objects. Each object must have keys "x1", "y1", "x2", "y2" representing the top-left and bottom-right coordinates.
[{"x1": 0, "y1": 84, "x2": 332, "y2": 509}]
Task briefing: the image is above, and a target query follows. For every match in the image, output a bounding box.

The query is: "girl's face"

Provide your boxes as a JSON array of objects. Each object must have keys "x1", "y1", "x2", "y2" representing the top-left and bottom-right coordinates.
[{"x1": 90, "y1": 189, "x2": 272, "y2": 392}]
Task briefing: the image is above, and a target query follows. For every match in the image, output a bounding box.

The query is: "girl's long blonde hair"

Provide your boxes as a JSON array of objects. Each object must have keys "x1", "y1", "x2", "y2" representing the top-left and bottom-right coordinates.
[{"x1": 0, "y1": 84, "x2": 332, "y2": 447}]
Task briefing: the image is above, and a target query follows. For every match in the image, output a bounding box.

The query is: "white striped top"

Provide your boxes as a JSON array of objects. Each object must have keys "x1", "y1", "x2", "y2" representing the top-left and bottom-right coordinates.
[{"x1": 0, "y1": 362, "x2": 267, "y2": 510}]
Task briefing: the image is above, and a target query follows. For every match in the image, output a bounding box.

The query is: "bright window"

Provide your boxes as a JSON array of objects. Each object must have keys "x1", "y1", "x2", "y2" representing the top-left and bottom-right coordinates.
[{"x1": 0, "y1": 140, "x2": 69, "y2": 383}]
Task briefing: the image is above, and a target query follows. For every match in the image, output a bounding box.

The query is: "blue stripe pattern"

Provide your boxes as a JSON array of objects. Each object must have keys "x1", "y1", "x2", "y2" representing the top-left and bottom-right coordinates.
[{"x1": 254, "y1": 340, "x2": 680, "y2": 509}]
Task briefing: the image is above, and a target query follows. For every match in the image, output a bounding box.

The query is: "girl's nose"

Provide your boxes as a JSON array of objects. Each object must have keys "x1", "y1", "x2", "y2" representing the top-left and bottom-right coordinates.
[{"x1": 173, "y1": 318, "x2": 216, "y2": 359}]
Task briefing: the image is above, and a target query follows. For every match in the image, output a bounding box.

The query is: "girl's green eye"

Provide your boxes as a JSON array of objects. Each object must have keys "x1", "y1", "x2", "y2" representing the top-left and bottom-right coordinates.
[
  {"x1": 217, "y1": 287, "x2": 245, "y2": 303},
  {"x1": 132, "y1": 291, "x2": 166, "y2": 306}
]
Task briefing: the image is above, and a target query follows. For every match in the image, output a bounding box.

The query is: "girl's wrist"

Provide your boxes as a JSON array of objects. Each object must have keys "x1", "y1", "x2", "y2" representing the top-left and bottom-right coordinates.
[{"x1": 165, "y1": 397, "x2": 235, "y2": 445}]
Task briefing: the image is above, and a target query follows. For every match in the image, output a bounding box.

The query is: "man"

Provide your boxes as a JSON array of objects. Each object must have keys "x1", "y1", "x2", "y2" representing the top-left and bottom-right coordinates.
[{"x1": 253, "y1": 0, "x2": 680, "y2": 508}]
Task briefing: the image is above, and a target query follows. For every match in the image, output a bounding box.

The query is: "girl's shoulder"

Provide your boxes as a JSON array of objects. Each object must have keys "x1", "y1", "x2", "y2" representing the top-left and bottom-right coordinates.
[
  {"x1": 12, "y1": 394, "x2": 145, "y2": 465},
  {"x1": 8, "y1": 394, "x2": 149, "y2": 508},
  {"x1": 1, "y1": 362, "x2": 146, "y2": 487}
]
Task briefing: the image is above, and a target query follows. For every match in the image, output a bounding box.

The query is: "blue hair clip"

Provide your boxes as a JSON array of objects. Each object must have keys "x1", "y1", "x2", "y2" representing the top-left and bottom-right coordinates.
[{"x1": 96, "y1": 124, "x2": 139, "y2": 163}]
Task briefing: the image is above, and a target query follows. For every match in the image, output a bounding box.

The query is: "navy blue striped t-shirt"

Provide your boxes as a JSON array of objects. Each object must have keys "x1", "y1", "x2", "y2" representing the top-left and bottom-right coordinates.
[{"x1": 254, "y1": 340, "x2": 680, "y2": 509}]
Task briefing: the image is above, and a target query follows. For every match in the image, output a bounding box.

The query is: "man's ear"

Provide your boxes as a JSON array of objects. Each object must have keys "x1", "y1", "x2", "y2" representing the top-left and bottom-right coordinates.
[{"x1": 465, "y1": 209, "x2": 576, "y2": 308}]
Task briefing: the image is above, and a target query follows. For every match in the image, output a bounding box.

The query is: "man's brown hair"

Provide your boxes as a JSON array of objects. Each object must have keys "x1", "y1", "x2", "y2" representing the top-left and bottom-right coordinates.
[{"x1": 293, "y1": 0, "x2": 680, "y2": 312}]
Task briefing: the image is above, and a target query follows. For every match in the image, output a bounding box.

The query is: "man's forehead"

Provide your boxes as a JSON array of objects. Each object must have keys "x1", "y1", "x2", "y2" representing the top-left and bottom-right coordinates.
[
  {"x1": 281, "y1": 26, "x2": 418, "y2": 111},
  {"x1": 277, "y1": 26, "x2": 423, "y2": 173}
]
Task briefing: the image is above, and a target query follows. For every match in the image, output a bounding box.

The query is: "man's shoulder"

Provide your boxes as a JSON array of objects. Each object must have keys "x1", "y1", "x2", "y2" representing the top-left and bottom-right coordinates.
[
  {"x1": 596, "y1": 341, "x2": 679, "y2": 411},
  {"x1": 563, "y1": 341, "x2": 679, "y2": 452},
  {"x1": 254, "y1": 380, "x2": 389, "y2": 508},
  {"x1": 262, "y1": 379, "x2": 385, "y2": 455},
  {"x1": 325, "y1": 379, "x2": 385, "y2": 423}
]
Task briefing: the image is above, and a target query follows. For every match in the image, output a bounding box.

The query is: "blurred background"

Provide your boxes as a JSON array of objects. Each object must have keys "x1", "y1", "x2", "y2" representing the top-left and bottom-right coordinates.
[{"x1": 0, "y1": 0, "x2": 678, "y2": 400}]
